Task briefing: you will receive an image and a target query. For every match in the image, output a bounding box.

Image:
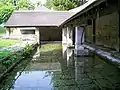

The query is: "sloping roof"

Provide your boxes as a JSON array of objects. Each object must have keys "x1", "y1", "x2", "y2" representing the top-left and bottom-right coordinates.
[
  {"x1": 34, "y1": 6, "x2": 50, "y2": 11},
  {"x1": 5, "y1": 0, "x2": 106, "y2": 28},
  {"x1": 61, "y1": 0, "x2": 106, "y2": 26},
  {"x1": 69, "y1": 0, "x2": 97, "y2": 13},
  {"x1": 5, "y1": 11, "x2": 74, "y2": 27}
]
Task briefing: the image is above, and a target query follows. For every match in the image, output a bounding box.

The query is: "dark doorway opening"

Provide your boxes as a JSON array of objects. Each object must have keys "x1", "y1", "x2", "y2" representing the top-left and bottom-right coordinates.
[{"x1": 72, "y1": 27, "x2": 75, "y2": 45}]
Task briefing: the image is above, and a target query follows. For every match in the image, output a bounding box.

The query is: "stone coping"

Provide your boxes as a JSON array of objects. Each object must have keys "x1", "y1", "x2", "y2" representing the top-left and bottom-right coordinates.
[{"x1": 83, "y1": 44, "x2": 120, "y2": 68}]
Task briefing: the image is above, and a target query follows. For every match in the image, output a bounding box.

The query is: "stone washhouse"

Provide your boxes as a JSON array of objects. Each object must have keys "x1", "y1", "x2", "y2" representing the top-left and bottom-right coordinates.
[{"x1": 5, "y1": 0, "x2": 120, "y2": 56}]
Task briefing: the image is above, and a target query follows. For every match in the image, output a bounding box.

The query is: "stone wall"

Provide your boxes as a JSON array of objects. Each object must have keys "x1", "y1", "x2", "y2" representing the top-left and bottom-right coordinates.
[
  {"x1": 85, "y1": 25, "x2": 93, "y2": 43},
  {"x1": 96, "y1": 12, "x2": 119, "y2": 50}
]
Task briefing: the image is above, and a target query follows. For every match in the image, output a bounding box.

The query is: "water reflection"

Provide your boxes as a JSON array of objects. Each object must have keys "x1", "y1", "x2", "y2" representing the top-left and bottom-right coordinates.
[
  {"x1": 53, "y1": 46, "x2": 76, "y2": 90},
  {"x1": 0, "y1": 44, "x2": 120, "y2": 90},
  {"x1": 62, "y1": 46, "x2": 120, "y2": 90},
  {"x1": 11, "y1": 71, "x2": 53, "y2": 90}
]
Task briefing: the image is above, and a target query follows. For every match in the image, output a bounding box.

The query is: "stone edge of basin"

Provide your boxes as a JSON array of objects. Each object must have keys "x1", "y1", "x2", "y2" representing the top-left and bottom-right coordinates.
[{"x1": 83, "y1": 44, "x2": 120, "y2": 68}]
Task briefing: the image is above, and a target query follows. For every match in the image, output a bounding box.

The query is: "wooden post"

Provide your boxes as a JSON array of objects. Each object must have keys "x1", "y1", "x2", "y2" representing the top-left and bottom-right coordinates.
[
  {"x1": 62, "y1": 27, "x2": 67, "y2": 46},
  {"x1": 93, "y1": 19, "x2": 96, "y2": 44},
  {"x1": 119, "y1": 11, "x2": 120, "y2": 52},
  {"x1": 6, "y1": 28, "x2": 11, "y2": 36},
  {"x1": 67, "y1": 26, "x2": 73, "y2": 47},
  {"x1": 35, "y1": 28, "x2": 40, "y2": 45}
]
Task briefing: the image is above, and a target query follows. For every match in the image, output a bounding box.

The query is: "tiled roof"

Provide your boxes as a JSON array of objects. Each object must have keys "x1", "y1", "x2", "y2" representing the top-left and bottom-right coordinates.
[
  {"x1": 5, "y1": 0, "x2": 106, "y2": 27},
  {"x1": 5, "y1": 11, "x2": 74, "y2": 27}
]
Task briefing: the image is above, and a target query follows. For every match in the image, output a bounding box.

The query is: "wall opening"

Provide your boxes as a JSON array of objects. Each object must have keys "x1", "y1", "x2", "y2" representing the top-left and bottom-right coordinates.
[
  {"x1": 21, "y1": 30, "x2": 35, "y2": 34},
  {"x1": 72, "y1": 27, "x2": 75, "y2": 45}
]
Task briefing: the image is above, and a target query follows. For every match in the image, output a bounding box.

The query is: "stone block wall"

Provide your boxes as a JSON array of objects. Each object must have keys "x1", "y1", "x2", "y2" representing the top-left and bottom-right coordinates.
[
  {"x1": 85, "y1": 25, "x2": 93, "y2": 43},
  {"x1": 96, "y1": 12, "x2": 119, "y2": 50}
]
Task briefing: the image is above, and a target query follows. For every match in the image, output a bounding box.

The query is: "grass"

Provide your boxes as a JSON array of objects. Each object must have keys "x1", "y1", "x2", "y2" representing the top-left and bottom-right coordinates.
[
  {"x1": 0, "y1": 26, "x2": 6, "y2": 34},
  {"x1": 0, "y1": 39, "x2": 21, "y2": 47},
  {"x1": 0, "y1": 39, "x2": 22, "y2": 58}
]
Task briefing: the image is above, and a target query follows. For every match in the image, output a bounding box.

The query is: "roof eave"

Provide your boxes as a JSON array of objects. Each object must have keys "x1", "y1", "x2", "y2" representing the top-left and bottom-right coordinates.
[
  {"x1": 4, "y1": 25, "x2": 59, "y2": 28},
  {"x1": 59, "y1": 0, "x2": 106, "y2": 27}
]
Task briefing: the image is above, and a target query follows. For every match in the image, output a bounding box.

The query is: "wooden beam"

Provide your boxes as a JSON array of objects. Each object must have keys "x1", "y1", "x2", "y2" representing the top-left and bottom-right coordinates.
[{"x1": 118, "y1": 0, "x2": 120, "y2": 10}]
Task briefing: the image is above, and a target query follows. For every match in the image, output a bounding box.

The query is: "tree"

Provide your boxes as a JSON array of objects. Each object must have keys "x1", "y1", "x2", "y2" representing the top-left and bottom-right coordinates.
[
  {"x1": 44, "y1": 0, "x2": 86, "y2": 11},
  {"x1": 16, "y1": 0, "x2": 35, "y2": 10},
  {"x1": 36, "y1": 0, "x2": 42, "y2": 7},
  {"x1": 0, "y1": 2, "x2": 15, "y2": 24},
  {"x1": 0, "y1": 0, "x2": 35, "y2": 24},
  {"x1": 44, "y1": 0, "x2": 53, "y2": 9}
]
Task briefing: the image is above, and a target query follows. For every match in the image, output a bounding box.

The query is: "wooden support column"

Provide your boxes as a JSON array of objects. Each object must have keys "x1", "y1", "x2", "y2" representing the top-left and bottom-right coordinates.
[
  {"x1": 35, "y1": 28, "x2": 40, "y2": 45},
  {"x1": 119, "y1": 11, "x2": 120, "y2": 52},
  {"x1": 118, "y1": 0, "x2": 120, "y2": 52},
  {"x1": 67, "y1": 26, "x2": 73, "y2": 47},
  {"x1": 74, "y1": 26, "x2": 89, "y2": 56},
  {"x1": 62, "y1": 27, "x2": 67, "y2": 46},
  {"x1": 6, "y1": 28, "x2": 11, "y2": 36},
  {"x1": 93, "y1": 19, "x2": 96, "y2": 44}
]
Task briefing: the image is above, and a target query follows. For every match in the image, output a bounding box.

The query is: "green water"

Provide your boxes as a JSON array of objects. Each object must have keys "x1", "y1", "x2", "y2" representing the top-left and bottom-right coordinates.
[{"x1": 0, "y1": 43, "x2": 120, "y2": 90}]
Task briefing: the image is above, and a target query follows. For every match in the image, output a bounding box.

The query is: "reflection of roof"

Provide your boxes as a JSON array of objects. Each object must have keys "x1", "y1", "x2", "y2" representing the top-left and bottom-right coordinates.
[
  {"x1": 5, "y1": 11, "x2": 74, "y2": 27},
  {"x1": 34, "y1": 6, "x2": 50, "y2": 11}
]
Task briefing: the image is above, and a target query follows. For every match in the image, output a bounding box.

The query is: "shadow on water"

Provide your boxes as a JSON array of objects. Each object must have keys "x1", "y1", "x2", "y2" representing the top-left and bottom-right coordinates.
[{"x1": 0, "y1": 44, "x2": 120, "y2": 90}]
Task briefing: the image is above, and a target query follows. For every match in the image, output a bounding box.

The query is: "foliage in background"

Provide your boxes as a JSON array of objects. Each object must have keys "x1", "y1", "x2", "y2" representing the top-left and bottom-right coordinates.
[
  {"x1": 0, "y1": 2, "x2": 15, "y2": 24},
  {"x1": 0, "y1": 26, "x2": 6, "y2": 34},
  {"x1": 44, "y1": 0, "x2": 87, "y2": 10},
  {"x1": 36, "y1": 0, "x2": 42, "y2": 7},
  {"x1": 44, "y1": 0, "x2": 53, "y2": 10},
  {"x1": 15, "y1": 0, "x2": 35, "y2": 10},
  {"x1": 0, "y1": 0, "x2": 35, "y2": 24}
]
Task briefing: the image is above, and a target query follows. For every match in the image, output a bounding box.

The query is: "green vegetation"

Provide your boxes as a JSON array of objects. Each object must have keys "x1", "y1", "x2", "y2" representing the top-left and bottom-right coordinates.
[
  {"x1": 25, "y1": 43, "x2": 31, "y2": 55},
  {"x1": 0, "y1": 39, "x2": 20, "y2": 47},
  {"x1": 0, "y1": 0, "x2": 35, "y2": 24},
  {"x1": 0, "y1": 3, "x2": 15, "y2": 24},
  {"x1": 45, "y1": 0, "x2": 87, "y2": 10},
  {"x1": 0, "y1": 39, "x2": 22, "y2": 58},
  {"x1": 0, "y1": 50, "x2": 11, "y2": 59},
  {"x1": 2, "y1": 52, "x2": 22, "y2": 66},
  {"x1": 0, "y1": 26, "x2": 6, "y2": 34}
]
